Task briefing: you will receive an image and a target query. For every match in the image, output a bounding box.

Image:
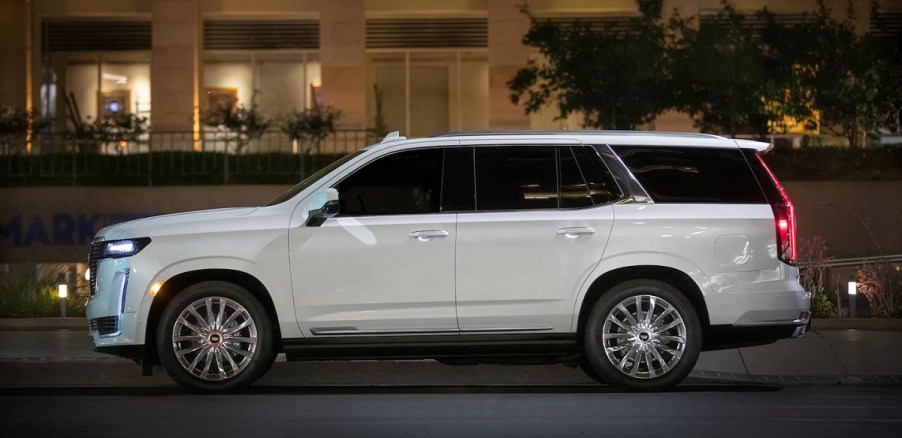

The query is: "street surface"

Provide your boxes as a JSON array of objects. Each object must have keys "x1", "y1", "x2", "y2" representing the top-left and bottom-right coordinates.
[{"x1": 2, "y1": 385, "x2": 901, "y2": 436}]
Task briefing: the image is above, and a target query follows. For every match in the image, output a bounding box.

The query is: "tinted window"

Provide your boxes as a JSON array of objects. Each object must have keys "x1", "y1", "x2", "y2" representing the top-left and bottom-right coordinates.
[
  {"x1": 611, "y1": 146, "x2": 765, "y2": 203},
  {"x1": 337, "y1": 148, "x2": 443, "y2": 216},
  {"x1": 560, "y1": 147, "x2": 594, "y2": 208},
  {"x1": 441, "y1": 147, "x2": 475, "y2": 212},
  {"x1": 475, "y1": 146, "x2": 557, "y2": 211},
  {"x1": 572, "y1": 146, "x2": 623, "y2": 204}
]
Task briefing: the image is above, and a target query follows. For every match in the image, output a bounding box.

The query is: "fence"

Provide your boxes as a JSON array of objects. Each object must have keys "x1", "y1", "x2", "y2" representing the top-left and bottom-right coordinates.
[{"x1": 0, "y1": 129, "x2": 377, "y2": 186}]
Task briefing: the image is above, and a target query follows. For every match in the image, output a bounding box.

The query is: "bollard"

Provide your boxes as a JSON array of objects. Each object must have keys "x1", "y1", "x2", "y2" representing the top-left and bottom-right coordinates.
[
  {"x1": 58, "y1": 284, "x2": 68, "y2": 318},
  {"x1": 847, "y1": 281, "x2": 857, "y2": 318}
]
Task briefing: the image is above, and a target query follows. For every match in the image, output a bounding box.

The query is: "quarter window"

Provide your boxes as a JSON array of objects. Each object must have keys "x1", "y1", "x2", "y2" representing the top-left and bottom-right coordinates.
[{"x1": 611, "y1": 146, "x2": 766, "y2": 203}]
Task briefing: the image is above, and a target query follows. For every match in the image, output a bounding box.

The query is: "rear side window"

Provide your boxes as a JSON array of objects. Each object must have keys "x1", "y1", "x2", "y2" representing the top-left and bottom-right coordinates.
[
  {"x1": 610, "y1": 146, "x2": 766, "y2": 203},
  {"x1": 475, "y1": 146, "x2": 558, "y2": 210},
  {"x1": 472, "y1": 145, "x2": 623, "y2": 211}
]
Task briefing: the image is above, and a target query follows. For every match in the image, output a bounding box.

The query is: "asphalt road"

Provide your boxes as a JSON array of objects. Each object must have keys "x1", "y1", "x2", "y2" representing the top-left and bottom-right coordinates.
[{"x1": 2, "y1": 385, "x2": 901, "y2": 437}]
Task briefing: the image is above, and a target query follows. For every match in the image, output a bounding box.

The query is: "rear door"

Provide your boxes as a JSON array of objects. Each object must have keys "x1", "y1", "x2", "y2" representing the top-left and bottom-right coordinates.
[{"x1": 454, "y1": 142, "x2": 623, "y2": 333}]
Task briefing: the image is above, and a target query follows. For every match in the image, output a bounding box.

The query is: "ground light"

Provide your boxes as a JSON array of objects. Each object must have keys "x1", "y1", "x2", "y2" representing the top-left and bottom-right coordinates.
[
  {"x1": 848, "y1": 281, "x2": 857, "y2": 318},
  {"x1": 58, "y1": 284, "x2": 68, "y2": 317}
]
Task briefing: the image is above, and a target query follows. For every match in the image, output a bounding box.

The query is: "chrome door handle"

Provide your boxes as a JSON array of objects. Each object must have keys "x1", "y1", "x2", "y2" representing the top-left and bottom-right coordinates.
[
  {"x1": 409, "y1": 230, "x2": 449, "y2": 241},
  {"x1": 556, "y1": 227, "x2": 596, "y2": 238}
]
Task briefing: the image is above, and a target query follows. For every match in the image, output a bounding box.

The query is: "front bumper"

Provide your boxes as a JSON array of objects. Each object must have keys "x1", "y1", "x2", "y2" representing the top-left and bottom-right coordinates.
[{"x1": 85, "y1": 251, "x2": 158, "y2": 348}]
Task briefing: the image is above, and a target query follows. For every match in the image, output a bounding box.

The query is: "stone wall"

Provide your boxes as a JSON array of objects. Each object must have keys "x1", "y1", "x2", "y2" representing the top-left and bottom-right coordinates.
[{"x1": 1, "y1": 181, "x2": 899, "y2": 263}]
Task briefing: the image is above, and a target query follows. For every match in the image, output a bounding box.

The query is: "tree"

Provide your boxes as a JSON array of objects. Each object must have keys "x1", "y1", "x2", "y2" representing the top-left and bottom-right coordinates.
[
  {"x1": 773, "y1": 2, "x2": 897, "y2": 147},
  {"x1": 669, "y1": 2, "x2": 808, "y2": 139},
  {"x1": 201, "y1": 101, "x2": 270, "y2": 152},
  {"x1": 0, "y1": 105, "x2": 46, "y2": 153},
  {"x1": 508, "y1": 0, "x2": 672, "y2": 129},
  {"x1": 280, "y1": 105, "x2": 342, "y2": 153}
]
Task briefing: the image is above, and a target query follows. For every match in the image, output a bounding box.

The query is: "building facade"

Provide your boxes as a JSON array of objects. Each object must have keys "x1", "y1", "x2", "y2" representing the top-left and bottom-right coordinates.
[{"x1": 1, "y1": 0, "x2": 897, "y2": 142}]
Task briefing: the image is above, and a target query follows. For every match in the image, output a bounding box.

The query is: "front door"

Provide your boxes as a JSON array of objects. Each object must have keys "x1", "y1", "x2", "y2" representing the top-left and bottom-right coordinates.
[{"x1": 289, "y1": 147, "x2": 458, "y2": 336}]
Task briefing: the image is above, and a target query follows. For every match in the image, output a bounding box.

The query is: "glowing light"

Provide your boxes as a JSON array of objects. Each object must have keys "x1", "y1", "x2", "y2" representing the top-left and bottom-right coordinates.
[
  {"x1": 58, "y1": 284, "x2": 68, "y2": 298},
  {"x1": 149, "y1": 282, "x2": 163, "y2": 297},
  {"x1": 848, "y1": 282, "x2": 857, "y2": 296}
]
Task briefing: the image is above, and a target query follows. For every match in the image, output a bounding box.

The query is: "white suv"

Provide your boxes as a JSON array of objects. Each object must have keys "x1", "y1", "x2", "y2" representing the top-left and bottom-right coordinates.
[{"x1": 86, "y1": 131, "x2": 809, "y2": 391}]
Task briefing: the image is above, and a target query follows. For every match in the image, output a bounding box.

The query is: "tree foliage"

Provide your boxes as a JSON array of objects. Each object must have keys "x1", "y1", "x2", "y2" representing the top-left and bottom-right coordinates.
[
  {"x1": 508, "y1": 0, "x2": 671, "y2": 129},
  {"x1": 759, "y1": 2, "x2": 898, "y2": 147},
  {"x1": 202, "y1": 102, "x2": 270, "y2": 152},
  {"x1": 280, "y1": 105, "x2": 342, "y2": 151},
  {"x1": 509, "y1": 0, "x2": 901, "y2": 142}
]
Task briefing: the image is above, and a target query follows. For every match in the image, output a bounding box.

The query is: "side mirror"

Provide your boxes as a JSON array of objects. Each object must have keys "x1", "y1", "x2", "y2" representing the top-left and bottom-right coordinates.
[{"x1": 306, "y1": 188, "x2": 339, "y2": 227}]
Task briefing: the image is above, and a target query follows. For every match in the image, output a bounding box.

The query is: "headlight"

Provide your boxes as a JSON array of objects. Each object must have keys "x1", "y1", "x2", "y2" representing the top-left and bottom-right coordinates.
[{"x1": 100, "y1": 238, "x2": 151, "y2": 260}]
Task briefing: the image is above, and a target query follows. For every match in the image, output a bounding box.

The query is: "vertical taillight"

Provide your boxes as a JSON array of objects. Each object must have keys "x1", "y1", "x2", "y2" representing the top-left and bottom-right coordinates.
[{"x1": 754, "y1": 152, "x2": 797, "y2": 265}]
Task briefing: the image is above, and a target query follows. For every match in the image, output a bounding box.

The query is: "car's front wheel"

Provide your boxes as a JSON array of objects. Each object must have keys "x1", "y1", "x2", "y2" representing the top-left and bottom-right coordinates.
[
  {"x1": 583, "y1": 279, "x2": 701, "y2": 390},
  {"x1": 157, "y1": 281, "x2": 274, "y2": 391}
]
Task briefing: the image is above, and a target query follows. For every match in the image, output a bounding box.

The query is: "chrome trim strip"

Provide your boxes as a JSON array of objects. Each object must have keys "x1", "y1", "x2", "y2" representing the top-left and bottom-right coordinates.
[
  {"x1": 733, "y1": 317, "x2": 809, "y2": 327},
  {"x1": 310, "y1": 327, "x2": 460, "y2": 336},
  {"x1": 310, "y1": 326, "x2": 554, "y2": 336},
  {"x1": 99, "y1": 268, "x2": 129, "y2": 339},
  {"x1": 459, "y1": 327, "x2": 553, "y2": 333}
]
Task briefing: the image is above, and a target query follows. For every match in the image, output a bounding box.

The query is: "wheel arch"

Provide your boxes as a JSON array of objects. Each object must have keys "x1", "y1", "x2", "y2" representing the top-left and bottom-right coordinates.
[
  {"x1": 575, "y1": 265, "x2": 711, "y2": 340},
  {"x1": 144, "y1": 269, "x2": 282, "y2": 367}
]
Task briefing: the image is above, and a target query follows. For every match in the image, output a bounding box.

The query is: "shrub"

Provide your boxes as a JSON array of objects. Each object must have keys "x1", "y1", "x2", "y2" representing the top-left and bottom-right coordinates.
[
  {"x1": 857, "y1": 262, "x2": 902, "y2": 318},
  {"x1": 799, "y1": 235, "x2": 836, "y2": 317},
  {"x1": 0, "y1": 269, "x2": 87, "y2": 318}
]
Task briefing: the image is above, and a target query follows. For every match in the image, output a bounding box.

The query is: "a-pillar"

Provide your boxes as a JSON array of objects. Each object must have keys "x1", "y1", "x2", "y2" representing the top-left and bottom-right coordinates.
[
  {"x1": 319, "y1": 0, "x2": 366, "y2": 130},
  {"x1": 151, "y1": 0, "x2": 199, "y2": 150},
  {"x1": 488, "y1": 0, "x2": 531, "y2": 130}
]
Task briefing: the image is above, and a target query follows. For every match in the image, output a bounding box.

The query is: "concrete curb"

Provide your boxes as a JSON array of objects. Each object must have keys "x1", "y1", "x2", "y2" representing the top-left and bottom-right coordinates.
[{"x1": 2, "y1": 317, "x2": 902, "y2": 331}]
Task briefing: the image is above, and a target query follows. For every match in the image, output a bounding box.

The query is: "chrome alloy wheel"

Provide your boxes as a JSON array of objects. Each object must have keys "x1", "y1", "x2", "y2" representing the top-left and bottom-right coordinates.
[
  {"x1": 601, "y1": 295, "x2": 687, "y2": 379},
  {"x1": 171, "y1": 296, "x2": 258, "y2": 381}
]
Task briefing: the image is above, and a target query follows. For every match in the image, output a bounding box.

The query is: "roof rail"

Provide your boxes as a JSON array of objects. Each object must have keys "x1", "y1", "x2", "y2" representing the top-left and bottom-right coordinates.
[{"x1": 380, "y1": 131, "x2": 407, "y2": 143}]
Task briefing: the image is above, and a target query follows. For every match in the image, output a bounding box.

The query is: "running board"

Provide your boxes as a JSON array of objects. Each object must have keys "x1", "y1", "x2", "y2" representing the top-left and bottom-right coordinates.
[{"x1": 282, "y1": 332, "x2": 578, "y2": 361}]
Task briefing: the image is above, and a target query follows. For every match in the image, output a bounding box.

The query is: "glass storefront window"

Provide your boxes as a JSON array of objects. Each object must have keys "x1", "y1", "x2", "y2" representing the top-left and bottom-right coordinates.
[
  {"x1": 367, "y1": 50, "x2": 488, "y2": 138},
  {"x1": 203, "y1": 52, "x2": 321, "y2": 119}
]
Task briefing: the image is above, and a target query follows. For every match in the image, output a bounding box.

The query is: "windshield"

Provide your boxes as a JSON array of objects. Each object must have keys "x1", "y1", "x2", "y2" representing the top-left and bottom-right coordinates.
[{"x1": 267, "y1": 151, "x2": 364, "y2": 206}]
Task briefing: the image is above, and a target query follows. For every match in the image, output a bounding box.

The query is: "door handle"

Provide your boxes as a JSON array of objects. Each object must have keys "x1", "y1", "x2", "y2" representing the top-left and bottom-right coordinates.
[
  {"x1": 409, "y1": 230, "x2": 449, "y2": 241},
  {"x1": 556, "y1": 227, "x2": 596, "y2": 238}
]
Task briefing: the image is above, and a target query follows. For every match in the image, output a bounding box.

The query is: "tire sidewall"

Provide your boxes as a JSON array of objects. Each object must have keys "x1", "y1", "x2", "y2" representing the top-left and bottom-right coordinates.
[
  {"x1": 157, "y1": 281, "x2": 274, "y2": 392},
  {"x1": 584, "y1": 279, "x2": 702, "y2": 391}
]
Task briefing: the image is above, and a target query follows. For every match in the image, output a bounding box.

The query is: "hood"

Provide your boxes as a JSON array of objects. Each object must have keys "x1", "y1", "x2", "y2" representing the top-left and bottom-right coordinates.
[{"x1": 96, "y1": 207, "x2": 259, "y2": 241}]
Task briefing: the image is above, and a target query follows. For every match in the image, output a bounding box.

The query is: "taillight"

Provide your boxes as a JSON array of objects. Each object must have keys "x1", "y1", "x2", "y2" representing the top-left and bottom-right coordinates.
[{"x1": 755, "y1": 153, "x2": 797, "y2": 265}]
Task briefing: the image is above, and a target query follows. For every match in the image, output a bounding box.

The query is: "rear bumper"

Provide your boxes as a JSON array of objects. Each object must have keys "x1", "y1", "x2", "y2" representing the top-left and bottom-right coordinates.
[{"x1": 703, "y1": 315, "x2": 809, "y2": 351}]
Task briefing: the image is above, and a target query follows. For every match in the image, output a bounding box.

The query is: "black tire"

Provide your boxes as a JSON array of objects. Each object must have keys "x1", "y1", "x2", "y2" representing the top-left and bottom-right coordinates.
[
  {"x1": 583, "y1": 279, "x2": 701, "y2": 391},
  {"x1": 157, "y1": 281, "x2": 274, "y2": 392}
]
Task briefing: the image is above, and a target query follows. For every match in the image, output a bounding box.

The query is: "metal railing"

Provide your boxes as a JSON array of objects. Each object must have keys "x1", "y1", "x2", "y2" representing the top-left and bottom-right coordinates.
[{"x1": 0, "y1": 129, "x2": 377, "y2": 186}]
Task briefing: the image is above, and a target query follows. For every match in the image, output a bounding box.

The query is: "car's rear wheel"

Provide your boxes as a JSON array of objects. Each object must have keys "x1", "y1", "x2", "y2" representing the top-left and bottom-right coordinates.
[
  {"x1": 157, "y1": 281, "x2": 273, "y2": 392},
  {"x1": 583, "y1": 279, "x2": 701, "y2": 390}
]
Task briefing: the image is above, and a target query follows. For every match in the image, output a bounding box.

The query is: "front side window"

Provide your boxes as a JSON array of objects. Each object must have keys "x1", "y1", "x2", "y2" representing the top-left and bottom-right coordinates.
[{"x1": 336, "y1": 148, "x2": 444, "y2": 216}]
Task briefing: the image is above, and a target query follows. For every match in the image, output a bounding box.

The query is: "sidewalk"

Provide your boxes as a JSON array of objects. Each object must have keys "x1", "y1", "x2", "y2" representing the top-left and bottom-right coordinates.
[{"x1": 1, "y1": 319, "x2": 901, "y2": 387}]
